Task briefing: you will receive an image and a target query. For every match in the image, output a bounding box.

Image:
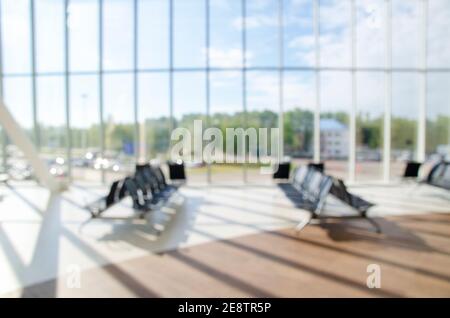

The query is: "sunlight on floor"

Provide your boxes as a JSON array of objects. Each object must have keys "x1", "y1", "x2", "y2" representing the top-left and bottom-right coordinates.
[{"x1": 0, "y1": 180, "x2": 449, "y2": 296}]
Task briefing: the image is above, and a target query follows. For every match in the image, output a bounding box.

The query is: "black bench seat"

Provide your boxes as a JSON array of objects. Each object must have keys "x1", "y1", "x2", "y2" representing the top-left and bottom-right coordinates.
[
  {"x1": 86, "y1": 162, "x2": 180, "y2": 219},
  {"x1": 278, "y1": 165, "x2": 380, "y2": 233}
]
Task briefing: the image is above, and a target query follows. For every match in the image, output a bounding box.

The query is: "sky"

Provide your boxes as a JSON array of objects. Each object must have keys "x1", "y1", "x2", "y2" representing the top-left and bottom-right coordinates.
[{"x1": 0, "y1": 0, "x2": 449, "y2": 129}]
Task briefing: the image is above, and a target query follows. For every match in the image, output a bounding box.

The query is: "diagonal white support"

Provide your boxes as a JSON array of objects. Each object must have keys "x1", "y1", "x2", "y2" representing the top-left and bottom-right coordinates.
[{"x1": 0, "y1": 100, "x2": 65, "y2": 192}]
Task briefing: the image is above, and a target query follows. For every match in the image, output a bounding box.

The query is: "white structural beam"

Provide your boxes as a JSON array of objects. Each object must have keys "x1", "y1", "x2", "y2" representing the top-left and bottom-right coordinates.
[
  {"x1": 133, "y1": 0, "x2": 140, "y2": 163},
  {"x1": 64, "y1": 0, "x2": 72, "y2": 180},
  {"x1": 241, "y1": 0, "x2": 248, "y2": 182},
  {"x1": 0, "y1": 100, "x2": 64, "y2": 192},
  {"x1": 349, "y1": 0, "x2": 357, "y2": 182},
  {"x1": 417, "y1": 0, "x2": 428, "y2": 162},
  {"x1": 313, "y1": 0, "x2": 321, "y2": 163},
  {"x1": 206, "y1": 0, "x2": 211, "y2": 183},
  {"x1": 383, "y1": 0, "x2": 392, "y2": 182},
  {"x1": 278, "y1": 0, "x2": 284, "y2": 160},
  {"x1": 99, "y1": 0, "x2": 105, "y2": 183},
  {"x1": 0, "y1": 1, "x2": 6, "y2": 173}
]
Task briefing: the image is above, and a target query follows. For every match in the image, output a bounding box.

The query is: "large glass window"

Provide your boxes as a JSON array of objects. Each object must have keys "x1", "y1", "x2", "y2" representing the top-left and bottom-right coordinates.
[
  {"x1": 210, "y1": 0, "x2": 242, "y2": 69},
  {"x1": 391, "y1": 72, "x2": 420, "y2": 179},
  {"x1": 428, "y1": 0, "x2": 450, "y2": 68},
  {"x1": 426, "y1": 73, "x2": 450, "y2": 161},
  {"x1": 103, "y1": 73, "x2": 135, "y2": 182},
  {"x1": 284, "y1": 72, "x2": 315, "y2": 165},
  {"x1": 103, "y1": 0, "x2": 133, "y2": 71},
  {"x1": 36, "y1": 76, "x2": 67, "y2": 176},
  {"x1": 209, "y1": 71, "x2": 243, "y2": 183},
  {"x1": 356, "y1": 0, "x2": 384, "y2": 68},
  {"x1": 2, "y1": 77, "x2": 34, "y2": 180},
  {"x1": 173, "y1": 72, "x2": 206, "y2": 183},
  {"x1": 138, "y1": 73, "x2": 170, "y2": 161},
  {"x1": 138, "y1": 0, "x2": 169, "y2": 69},
  {"x1": 246, "y1": 71, "x2": 279, "y2": 184},
  {"x1": 320, "y1": 0, "x2": 351, "y2": 68},
  {"x1": 356, "y1": 72, "x2": 384, "y2": 181},
  {"x1": 70, "y1": 75, "x2": 101, "y2": 182},
  {"x1": 35, "y1": 0, "x2": 64, "y2": 73},
  {"x1": 68, "y1": 0, "x2": 99, "y2": 72},
  {"x1": 246, "y1": 0, "x2": 279, "y2": 67},
  {"x1": 2, "y1": 77, "x2": 33, "y2": 131},
  {"x1": 173, "y1": 0, "x2": 205, "y2": 68},
  {"x1": 283, "y1": 0, "x2": 314, "y2": 67},
  {"x1": 1, "y1": 0, "x2": 31, "y2": 74},
  {"x1": 1, "y1": 0, "x2": 449, "y2": 185},
  {"x1": 392, "y1": 0, "x2": 420, "y2": 68},
  {"x1": 320, "y1": 71, "x2": 351, "y2": 180}
]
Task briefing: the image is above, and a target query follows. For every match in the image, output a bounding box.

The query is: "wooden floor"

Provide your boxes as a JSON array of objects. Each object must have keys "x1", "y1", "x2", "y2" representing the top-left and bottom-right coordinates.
[{"x1": 7, "y1": 213, "x2": 450, "y2": 297}]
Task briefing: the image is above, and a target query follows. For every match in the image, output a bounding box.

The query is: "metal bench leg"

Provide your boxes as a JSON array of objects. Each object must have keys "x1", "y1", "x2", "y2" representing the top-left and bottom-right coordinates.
[
  {"x1": 295, "y1": 213, "x2": 312, "y2": 232},
  {"x1": 88, "y1": 208, "x2": 100, "y2": 218},
  {"x1": 361, "y1": 209, "x2": 381, "y2": 234},
  {"x1": 139, "y1": 212, "x2": 146, "y2": 219},
  {"x1": 366, "y1": 217, "x2": 382, "y2": 234}
]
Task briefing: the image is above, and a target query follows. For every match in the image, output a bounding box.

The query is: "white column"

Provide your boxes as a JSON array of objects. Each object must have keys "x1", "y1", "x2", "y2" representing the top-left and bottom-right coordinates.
[
  {"x1": 64, "y1": 0, "x2": 72, "y2": 180},
  {"x1": 0, "y1": 2, "x2": 6, "y2": 172},
  {"x1": 133, "y1": 0, "x2": 140, "y2": 163},
  {"x1": 242, "y1": 0, "x2": 248, "y2": 182},
  {"x1": 99, "y1": 0, "x2": 105, "y2": 183},
  {"x1": 383, "y1": 0, "x2": 392, "y2": 182},
  {"x1": 313, "y1": 0, "x2": 321, "y2": 163},
  {"x1": 349, "y1": 0, "x2": 357, "y2": 182},
  {"x1": 417, "y1": 0, "x2": 428, "y2": 162},
  {"x1": 30, "y1": 0, "x2": 39, "y2": 149},
  {"x1": 278, "y1": 0, "x2": 284, "y2": 160},
  {"x1": 206, "y1": 0, "x2": 211, "y2": 183}
]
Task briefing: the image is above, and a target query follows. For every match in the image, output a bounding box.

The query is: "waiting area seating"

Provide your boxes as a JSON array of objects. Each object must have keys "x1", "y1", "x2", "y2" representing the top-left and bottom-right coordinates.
[
  {"x1": 402, "y1": 160, "x2": 450, "y2": 191},
  {"x1": 307, "y1": 162, "x2": 325, "y2": 173},
  {"x1": 279, "y1": 165, "x2": 380, "y2": 232},
  {"x1": 403, "y1": 161, "x2": 422, "y2": 179},
  {"x1": 167, "y1": 160, "x2": 187, "y2": 181},
  {"x1": 273, "y1": 161, "x2": 325, "y2": 180},
  {"x1": 86, "y1": 163, "x2": 179, "y2": 218},
  {"x1": 424, "y1": 161, "x2": 450, "y2": 190},
  {"x1": 273, "y1": 161, "x2": 291, "y2": 179}
]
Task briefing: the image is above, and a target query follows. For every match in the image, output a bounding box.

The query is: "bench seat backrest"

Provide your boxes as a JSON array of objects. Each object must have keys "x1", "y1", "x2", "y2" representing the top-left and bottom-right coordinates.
[
  {"x1": 312, "y1": 175, "x2": 333, "y2": 215},
  {"x1": 136, "y1": 164, "x2": 160, "y2": 193},
  {"x1": 134, "y1": 172, "x2": 154, "y2": 197},
  {"x1": 308, "y1": 162, "x2": 324, "y2": 173},
  {"x1": 428, "y1": 161, "x2": 450, "y2": 190},
  {"x1": 123, "y1": 177, "x2": 148, "y2": 209},
  {"x1": 403, "y1": 161, "x2": 422, "y2": 178},
  {"x1": 305, "y1": 170, "x2": 323, "y2": 199},
  {"x1": 105, "y1": 180, "x2": 120, "y2": 207},
  {"x1": 330, "y1": 178, "x2": 352, "y2": 206},
  {"x1": 168, "y1": 161, "x2": 186, "y2": 180},
  {"x1": 153, "y1": 166, "x2": 168, "y2": 189},
  {"x1": 293, "y1": 166, "x2": 309, "y2": 190}
]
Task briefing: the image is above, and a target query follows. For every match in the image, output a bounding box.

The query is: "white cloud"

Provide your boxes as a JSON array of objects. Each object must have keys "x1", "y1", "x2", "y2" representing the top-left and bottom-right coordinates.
[
  {"x1": 319, "y1": 0, "x2": 352, "y2": 32},
  {"x1": 428, "y1": 0, "x2": 450, "y2": 67},
  {"x1": 248, "y1": 0, "x2": 273, "y2": 11},
  {"x1": 210, "y1": 71, "x2": 241, "y2": 87},
  {"x1": 232, "y1": 15, "x2": 278, "y2": 30},
  {"x1": 205, "y1": 48, "x2": 252, "y2": 68},
  {"x1": 210, "y1": 0, "x2": 232, "y2": 11},
  {"x1": 245, "y1": 72, "x2": 316, "y2": 112},
  {"x1": 281, "y1": 0, "x2": 450, "y2": 120},
  {"x1": 291, "y1": 0, "x2": 310, "y2": 7},
  {"x1": 288, "y1": 35, "x2": 314, "y2": 49}
]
